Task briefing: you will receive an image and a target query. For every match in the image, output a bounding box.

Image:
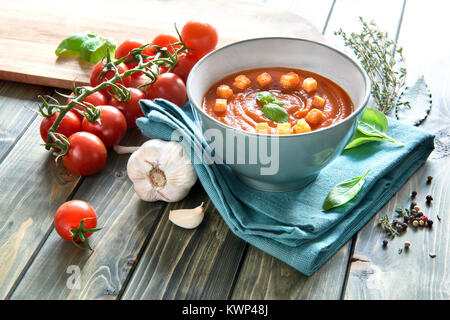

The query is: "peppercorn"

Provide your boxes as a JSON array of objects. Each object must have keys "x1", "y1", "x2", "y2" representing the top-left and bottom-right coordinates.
[
  {"x1": 411, "y1": 191, "x2": 417, "y2": 199},
  {"x1": 412, "y1": 220, "x2": 419, "y2": 227},
  {"x1": 382, "y1": 239, "x2": 388, "y2": 247},
  {"x1": 421, "y1": 216, "x2": 428, "y2": 222},
  {"x1": 426, "y1": 195, "x2": 433, "y2": 205},
  {"x1": 426, "y1": 176, "x2": 433, "y2": 184},
  {"x1": 403, "y1": 216, "x2": 409, "y2": 223},
  {"x1": 413, "y1": 206, "x2": 421, "y2": 212},
  {"x1": 409, "y1": 216, "x2": 415, "y2": 224},
  {"x1": 419, "y1": 220, "x2": 425, "y2": 227},
  {"x1": 414, "y1": 212, "x2": 424, "y2": 218},
  {"x1": 427, "y1": 220, "x2": 433, "y2": 227},
  {"x1": 404, "y1": 241, "x2": 411, "y2": 249},
  {"x1": 410, "y1": 202, "x2": 417, "y2": 210}
]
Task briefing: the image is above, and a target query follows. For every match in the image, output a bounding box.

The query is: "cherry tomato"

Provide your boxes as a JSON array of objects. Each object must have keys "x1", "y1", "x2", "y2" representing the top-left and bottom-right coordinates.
[
  {"x1": 110, "y1": 88, "x2": 145, "y2": 128},
  {"x1": 181, "y1": 21, "x2": 218, "y2": 58},
  {"x1": 115, "y1": 39, "x2": 149, "y2": 79},
  {"x1": 40, "y1": 110, "x2": 81, "y2": 143},
  {"x1": 62, "y1": 132, "x2": 107, "y2": 176},
  {"x1": 90, "y1": 60, "x2": 131, "y2": 96},
  {"x1": 82, "y1": 105, "x2": 127, "y2": 147},
  {"x1": 172, "y1": 53, "x2": 199, "y2": 83},
  {"x1": 151, "y1": 34, "x2": 181, "y2": 54},
  {"x1": 145, "y1": 73, "x2": 187, "y2": 107},
  {"x1": 54, "y1": 200, "x2": 99, "y2": 249},
  {"x1": 67, "y1": 88, "x2": 108, "y2": 120}
]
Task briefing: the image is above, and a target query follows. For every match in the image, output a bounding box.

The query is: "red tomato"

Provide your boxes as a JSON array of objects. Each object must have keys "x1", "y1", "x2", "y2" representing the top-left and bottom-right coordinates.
[
  {"x1": 62, "y1": 132, "x2": 107, "y2": 176},
  {"x1": 90, "y1": 60, "x2": 131, "y2": 96},
  {"x1": 82, "y1": 105, "x2": 127, "y2": 147},
  {"x1": 172, "y1": 53, "x2": 199, "y2": 83},
  {"x1": 54, "y1": 200, "x2": 99, "y2": 249},
  {"x1": 110, "y1": 88, "x2": 145, "y2": 128},
  {"x1": 40, "y1": 110, "x2": 81, "y2": 143},
  {"x1": 67, "y1": 88, "x2": 108, "y2": 120},
  {"x1": 145, "y1": 73, "x2": 187, "y2": 107},
  {"x1": 181, "y1": 21, "x2": 218, "y2": 58},
  {"x1": 151, "y1": 34, "x2": 181, "y2": 54},
  {"x1": 115, "y1": 39, "x2": 149, "y2": 79}
]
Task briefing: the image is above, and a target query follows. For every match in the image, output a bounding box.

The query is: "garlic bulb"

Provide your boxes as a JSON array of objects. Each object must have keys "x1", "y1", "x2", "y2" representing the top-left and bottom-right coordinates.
[
  {"x1": 124, "y1": 139, "x2": 197, "y2": 202},
  {"x1": 169, "y1": 203, "x2": 205, "y2": 229}
]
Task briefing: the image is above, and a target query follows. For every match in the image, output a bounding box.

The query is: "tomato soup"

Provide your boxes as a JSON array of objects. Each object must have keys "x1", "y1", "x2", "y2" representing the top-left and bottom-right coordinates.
[{"x1": 202, "y1": 68, "x2": 354, "y2": 134}]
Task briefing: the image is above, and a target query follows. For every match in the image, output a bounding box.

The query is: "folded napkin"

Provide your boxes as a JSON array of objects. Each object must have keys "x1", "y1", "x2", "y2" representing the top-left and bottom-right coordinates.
[{"x1": 137, "y1": 99, "x2": 435, "y2": 276}]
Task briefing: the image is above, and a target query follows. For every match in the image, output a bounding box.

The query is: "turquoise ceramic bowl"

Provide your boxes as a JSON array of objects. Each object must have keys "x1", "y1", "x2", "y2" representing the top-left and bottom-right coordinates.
[{"x1": 186, "y1": 38, "x2": 370, "y2": 192}]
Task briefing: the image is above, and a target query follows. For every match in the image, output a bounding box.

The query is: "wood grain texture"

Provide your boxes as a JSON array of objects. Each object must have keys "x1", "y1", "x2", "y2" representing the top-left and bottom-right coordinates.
[
  {"x1": 0, "y1": 81, "x2": 50, "y2": 161},
  {"x1": 231, "y1": 0, "x2": 406, "y2": 300},
  {"x1": 231, "y1": 241, "x2": 351, "y2": 299},
  {"x1": 0, "y1": 0, "x2": 323, "y2": 89},
  {"x1": 0, "y1": 94, "x2": 81, "y2": 298},
  {"x1": 344, "y1": 0, "x2": 450, "y2": 300},
  {"x1": 122, "y1": 183, "x2": 247, "y2": 300},
  {"x1": 9, "y1": 130, "x2": 171, "y2": 300}
]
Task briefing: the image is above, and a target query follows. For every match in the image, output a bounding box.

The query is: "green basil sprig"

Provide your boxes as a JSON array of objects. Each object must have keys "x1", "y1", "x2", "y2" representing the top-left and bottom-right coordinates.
[
  {"x1": 55, "y1": 32, "x2": 117, "y2": 64},
  {"x1": 256, "y1": 91, "x2": 288, "y2": 122},
  {"x1": 345, "y1": 107, "x2": 404, "y2": 150},
  {"x1": 322, "y1": 168, "x2": 371, "y2": 211}
]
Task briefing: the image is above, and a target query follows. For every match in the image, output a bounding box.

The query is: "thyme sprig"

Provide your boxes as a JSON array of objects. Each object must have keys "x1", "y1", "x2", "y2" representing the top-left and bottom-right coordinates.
[
  {"x1": 335, "y1": 17, "x2": 408, "y2": 114},
  {"x1": 379, "y1": 214, "x2": 399, "y2": 238}
]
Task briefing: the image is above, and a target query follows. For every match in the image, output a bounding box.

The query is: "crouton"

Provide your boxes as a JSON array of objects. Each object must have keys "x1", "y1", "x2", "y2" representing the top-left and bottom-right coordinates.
[
  {"x1": 255, "y1": 122, "x2": 271, "y2": 134},
  {"x1": 216, "y1": 85, "x2": 234, "y2": 99},
  {"x1": 305, "y1": 108, "x2": 326, "y2": 125},
  {"x1": 214, "y1": 99, "x2": 228, "y2": 113},
  {"x1": 232, "y1": 75, "x2": 251, "y2": 90},
  {"x1": 302, "y1": 77, "x2": 317, "y2": 93},
  {"x1": 276, "y1": 123, "x2": 291, "y2": 135},
  {"x1": 256, "y1": 72, "x2": 273, "y2": 87},
  {"x1": 280, "y1": 72, "x2": 300, "y2": 90},
  {"x1": 312, "y1": 96, "x2": 325, "y2": 108},
  {"x1": 293, "y1": 119, "x2": 312, "y2": 134}
]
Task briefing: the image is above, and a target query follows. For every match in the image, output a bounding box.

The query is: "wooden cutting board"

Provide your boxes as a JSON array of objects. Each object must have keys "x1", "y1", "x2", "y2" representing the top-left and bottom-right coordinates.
[{"x1": 0, "y1": 0, "x2": 323, "y2": 89}]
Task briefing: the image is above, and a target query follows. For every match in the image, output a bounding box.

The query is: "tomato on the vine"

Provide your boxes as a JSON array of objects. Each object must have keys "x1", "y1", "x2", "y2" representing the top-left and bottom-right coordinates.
[
  {"x1": 151, "y1": 34, "x2": 181, "y2": 54},
  {"x1": 110, "y1": 88, "x2": 145, "y2": 128},
  {"x1": 172, "y1": 53, "x2": 199, "y2": 83},
  {"x1": 40, "y1": 110, "x2": 81, "y2": 144},
  {"x1": 54, "y1": 200, "x2": 101, "y2": 250},
  {"x1": 81, "y1": 105, "x2": 127, "y2": 147},
  {"x1": 62, "y1": 132, "x2": 107, "y2": 176},
  {"x1": 90, "y1": 60, "x2": 131, "y2": 96},
  {"x1": 115, "y1": 39, "x2": 149, "y2": 79},
  {"x1": 181, "y1": 21, "x2": 218, "y2": 58},
  {"x1": 67, "y1": 88, "x2": 108, "y2": 120},
  {"x1": 145, "y1": 73, "x2": 187, "y2": 107}
]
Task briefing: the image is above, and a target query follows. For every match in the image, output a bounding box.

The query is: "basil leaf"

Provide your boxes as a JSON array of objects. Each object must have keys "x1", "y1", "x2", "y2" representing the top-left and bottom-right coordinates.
[
  {"x1": 262, "y1": 103, "x2": 289, "y2": 123},
  {"x1": 55, "y1": 32, "x2": 116, "y2": 64},
  {"x1": 79, "y1": 37, "x2": 116, "y2": 63},
  {"x1": 344, "y1": 107, "x2": 404, "y2": 150},
  {"x1": 322, "y1": 169, "x2": 371, "y2": 211},
  {"x1": 257, "y1": 91, "x2": 276, "y2": 104}
]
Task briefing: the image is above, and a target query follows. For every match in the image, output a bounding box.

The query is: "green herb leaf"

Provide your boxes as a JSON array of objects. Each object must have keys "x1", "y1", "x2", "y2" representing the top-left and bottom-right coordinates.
[
  {"x1": 344, "y1": 107, "x2": 404, "y2": 150},
  {"x1": 55, "y1": 32, "x2": 116, "y2": 64},
  {"x1": 256, "y1": 91, "x2": 276, "y2": 104},
  {"x1": 262, "y1": 103, "x2": 289, "y2": 123},
  {"x1": 395, "y1": 76, "x2": 432, "y2": 126},
  {"x1": 322, "y1": 169, "x2": 371, "y2": 211}
]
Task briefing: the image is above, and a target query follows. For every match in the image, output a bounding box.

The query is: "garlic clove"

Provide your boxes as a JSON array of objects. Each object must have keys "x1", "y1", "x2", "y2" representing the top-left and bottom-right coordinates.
[
  {"x1": 169, "y1": 203, "x2": 205, "y2": 229},
  {"x1": 113, "y1": 145, "x2": 141, "y2": 154}
]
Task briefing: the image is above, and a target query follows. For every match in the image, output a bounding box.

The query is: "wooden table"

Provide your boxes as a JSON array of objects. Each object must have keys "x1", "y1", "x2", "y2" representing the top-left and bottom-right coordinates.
[{"x1": 0, "y1": 0, "x2": 448, "y2": 300}]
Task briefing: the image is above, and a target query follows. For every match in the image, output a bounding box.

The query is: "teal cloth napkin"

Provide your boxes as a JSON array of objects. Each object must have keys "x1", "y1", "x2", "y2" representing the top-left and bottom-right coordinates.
[{"x1": 136, "y1": 99, "x2": 435, "y2": 276}]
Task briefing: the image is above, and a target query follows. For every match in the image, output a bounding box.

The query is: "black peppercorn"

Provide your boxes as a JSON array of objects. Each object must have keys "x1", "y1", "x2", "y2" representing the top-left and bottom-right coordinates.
[
  {"x1": 403, "y1": 216, "x2": 409, "y2": 223},
  {"x1": 414, "y1": 212, "x2": 424, "y2": 218},
  {"x1": 427, "y1": 220, "x2": 433, "y2": 227},
  {"x1": 382, "y1": 239, "x2": 388, "y2": 247},
  {"x1": 411, "y1": 191, "x2": 417, "y2": 199},
  {"x1": 426, "y1": 176, "x2": 433, "y2": 184},
  {"x1": 410, "y1": 202, "x2": 417, "y2": 210},
  {"x1": 426, "y1": 195, "x2": 433, "y2": 204}
]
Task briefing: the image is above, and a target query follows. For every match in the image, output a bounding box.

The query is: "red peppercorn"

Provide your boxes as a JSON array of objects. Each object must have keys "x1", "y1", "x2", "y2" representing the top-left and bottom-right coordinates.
[{"x1": 421, "y1": 216, "x2": 428, "y2": 222}]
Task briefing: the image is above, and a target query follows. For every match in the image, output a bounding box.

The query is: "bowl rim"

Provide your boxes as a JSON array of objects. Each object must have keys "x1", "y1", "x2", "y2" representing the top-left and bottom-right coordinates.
[{"x1": 186, "y1": 37, "x2": 370, "y2": 138}]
